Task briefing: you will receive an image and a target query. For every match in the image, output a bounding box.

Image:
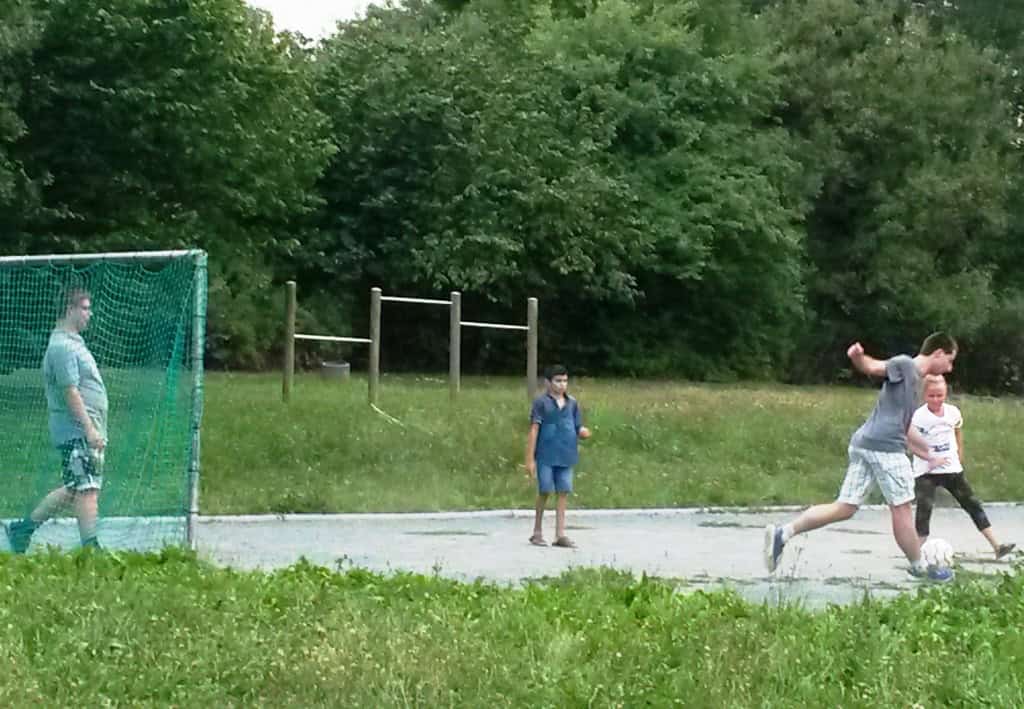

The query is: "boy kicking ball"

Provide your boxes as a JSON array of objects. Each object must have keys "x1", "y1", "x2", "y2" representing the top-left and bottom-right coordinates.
[
  {"x1": 524, "y1": 365, "x2": 590, "y2": 548},
  {"x1": 912, "y1": 374, "x2": 1014, "y2": 560},
  {"x1": 764, "y1": 333, "x2": 958, "y2": 582}
]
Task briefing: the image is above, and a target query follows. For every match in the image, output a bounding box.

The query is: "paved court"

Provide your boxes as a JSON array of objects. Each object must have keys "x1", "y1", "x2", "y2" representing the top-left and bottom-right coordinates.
[
  {"x1": 8, "y1": 503, "x2": 1020, "y2": 608},
  {"x1": 194, "y1": 503, "x2": 1024, "y2": 608}
]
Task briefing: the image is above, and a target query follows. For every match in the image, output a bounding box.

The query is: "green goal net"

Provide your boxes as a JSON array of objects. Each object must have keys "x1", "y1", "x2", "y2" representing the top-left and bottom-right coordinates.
[{"x1": 0, "y1": 250, "x2": 206, "y2": 553}]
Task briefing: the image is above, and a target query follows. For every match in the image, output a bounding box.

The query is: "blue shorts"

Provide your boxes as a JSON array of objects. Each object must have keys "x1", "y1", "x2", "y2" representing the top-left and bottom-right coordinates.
[{"x1": 537, "y1": 464, "x2": 573, "y2": 494}]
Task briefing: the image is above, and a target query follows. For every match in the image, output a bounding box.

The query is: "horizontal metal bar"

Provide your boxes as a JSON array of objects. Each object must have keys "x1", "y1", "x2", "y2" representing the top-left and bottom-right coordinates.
[
  {"x1": 0, "y1": 250, "x2": 204, "y2": 266},
  {"x1": 460, "y1": 321, "x2": 529, "y2": 332},
  {"x1": 380, "y1": 296, "x2": 451, "y2": 306},
  {"x1": 295, "y1": 334, "x2": 373, "y2": 344}
]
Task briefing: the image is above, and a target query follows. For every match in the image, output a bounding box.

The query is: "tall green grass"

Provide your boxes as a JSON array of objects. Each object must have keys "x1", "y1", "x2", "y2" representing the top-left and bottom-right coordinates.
[
  {"x1": 200, "y1": 373, "x2": 1024, "y2": 513},
  {"x1": 2, "y1": 550, "x2": 1022, "y2": 706}
]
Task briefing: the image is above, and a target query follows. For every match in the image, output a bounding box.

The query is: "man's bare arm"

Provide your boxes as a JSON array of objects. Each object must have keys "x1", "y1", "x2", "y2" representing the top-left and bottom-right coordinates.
[
  {"x1": 64, "y1": 386, "x2": 104, "y2": 450},
  {"x1": 847, "y1": 342, "x2": 887, "y2": 378}
]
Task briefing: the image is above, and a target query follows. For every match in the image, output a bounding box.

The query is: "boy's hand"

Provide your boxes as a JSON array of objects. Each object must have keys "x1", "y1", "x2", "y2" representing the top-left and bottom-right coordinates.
[
  {"x1": 524, "y1": 460, "x2": 536, "y2": 480},
  {"x1": 578, "y1": 426, "x2": 591, "y2": 439},
  {"x1": 927, "y1": 456, "x2": 950, "y2": 471},
  {"x1": 86, "y1": 427, "x2": 106, "y2": 452},
  {"x1": 846, "y1": 342, "x2": 864, "y2": 360}
]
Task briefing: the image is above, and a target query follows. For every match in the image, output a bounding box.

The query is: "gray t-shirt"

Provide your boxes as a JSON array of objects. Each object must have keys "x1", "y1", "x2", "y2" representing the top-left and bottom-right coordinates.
[
  {"x1": 850, "y1": 355, "x2": 920, "y2": 453},
  {"x1": 43, "y1": 329, "x2": 108, "y2": 446}
]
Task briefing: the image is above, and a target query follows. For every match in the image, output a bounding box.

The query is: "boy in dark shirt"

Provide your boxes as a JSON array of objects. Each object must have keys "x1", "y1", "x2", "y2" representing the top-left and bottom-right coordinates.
[{"x1": 524, "y1": 365, "x2": 590, "y2": 548}]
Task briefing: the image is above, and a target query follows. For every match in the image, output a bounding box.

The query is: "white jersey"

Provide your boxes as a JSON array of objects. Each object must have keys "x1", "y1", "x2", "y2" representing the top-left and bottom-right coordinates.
[{"x1": 911, "y1": 403, "x2": 963, "y2": 476}]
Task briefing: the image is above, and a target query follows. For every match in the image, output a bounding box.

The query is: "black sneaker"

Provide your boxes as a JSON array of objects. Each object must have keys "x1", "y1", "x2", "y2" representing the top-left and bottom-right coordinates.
[
  {"x1": 996, "y1": 543, "x2": 1016, "y2": 559},
  {"x1": 5, "y1": 520, "x2": 35, "y2": 554}
]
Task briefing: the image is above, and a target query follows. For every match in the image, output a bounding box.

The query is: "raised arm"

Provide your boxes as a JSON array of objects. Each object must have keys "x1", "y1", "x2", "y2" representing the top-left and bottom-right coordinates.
[{"x1": 847, "y1": 342, "x2": 887, "y2": 379}]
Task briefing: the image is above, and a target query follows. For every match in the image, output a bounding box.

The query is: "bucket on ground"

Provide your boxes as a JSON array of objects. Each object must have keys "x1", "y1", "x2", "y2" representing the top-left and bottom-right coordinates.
[{"x1": 321, "y1": 361, "x2": 351, "y2": 380}]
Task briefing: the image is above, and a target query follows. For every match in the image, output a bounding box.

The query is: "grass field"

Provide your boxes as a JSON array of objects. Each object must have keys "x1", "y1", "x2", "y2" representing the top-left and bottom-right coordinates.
[
  {"x1": 6, "y1": 376, "x2": 1024, "y2": 706},
  {"x1": 2, "y1": 550, "x2": 1022, "y2": 706},
  {"x1": 200, "y1": 373, "x2": 1024, "y2": 514}
]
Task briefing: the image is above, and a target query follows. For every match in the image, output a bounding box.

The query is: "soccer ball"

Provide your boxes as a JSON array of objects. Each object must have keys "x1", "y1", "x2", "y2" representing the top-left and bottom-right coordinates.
[{"x1": 921, "y1": 538, "x2": 955, "y2": 569}]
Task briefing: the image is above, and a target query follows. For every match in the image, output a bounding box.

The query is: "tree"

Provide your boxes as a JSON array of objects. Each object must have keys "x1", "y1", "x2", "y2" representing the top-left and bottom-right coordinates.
[
  {"x1": 308, "y1": 0, "x2": 807, "y2": 377},
  {"x1": 762, "y1": 0, "x2": 1019, "y2": 381},
  {"x1": 0, "y1": 0, "x2": 42, "y2": 237},
  {"x1": 525, "y1": 0, "x2": 808, "y2": 376},
  {"x1": 7, "y1": 0, "x2": 335, "y2": 367}
]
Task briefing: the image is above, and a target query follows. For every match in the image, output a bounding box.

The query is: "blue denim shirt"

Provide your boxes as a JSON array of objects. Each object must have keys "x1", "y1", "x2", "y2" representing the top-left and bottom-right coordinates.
[{"x1": 530, "y1": 393, "x2": 582, "y2": 467}]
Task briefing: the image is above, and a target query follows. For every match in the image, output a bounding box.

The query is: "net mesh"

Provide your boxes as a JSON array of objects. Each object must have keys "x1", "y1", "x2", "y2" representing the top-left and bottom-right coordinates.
[{"x1": 0, "y1": 252, "x2": 206, "y2": 552}]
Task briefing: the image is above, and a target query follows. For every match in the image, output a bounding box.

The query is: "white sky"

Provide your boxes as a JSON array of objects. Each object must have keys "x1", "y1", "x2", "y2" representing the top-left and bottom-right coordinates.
[{"x1": 246, "y1": 0, "x2": 383, "y2": 39}]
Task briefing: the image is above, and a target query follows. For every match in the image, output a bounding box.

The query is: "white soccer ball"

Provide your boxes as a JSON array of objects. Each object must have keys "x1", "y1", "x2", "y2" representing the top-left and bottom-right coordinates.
[{"x1": 921, "y1": 538, "x2": 955, "y2": 569}]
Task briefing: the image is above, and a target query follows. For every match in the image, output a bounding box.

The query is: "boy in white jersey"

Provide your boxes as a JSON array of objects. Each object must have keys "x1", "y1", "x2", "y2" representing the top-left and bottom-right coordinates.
[{"x1": 912, "y1": 374, "x2": 1014, "y2": 559}]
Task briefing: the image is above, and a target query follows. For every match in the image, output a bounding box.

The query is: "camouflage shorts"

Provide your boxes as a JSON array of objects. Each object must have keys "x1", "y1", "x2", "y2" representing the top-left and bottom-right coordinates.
[{"x1": 59, "y1": 439, "x2": 104, "y2": 492}]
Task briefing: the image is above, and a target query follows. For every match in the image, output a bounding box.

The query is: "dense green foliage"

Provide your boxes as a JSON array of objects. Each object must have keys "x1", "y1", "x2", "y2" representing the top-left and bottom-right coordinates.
[
  {"x1": 2, "y1": 0, "x2": 1021, "y2": 388},
  {"x1": 0, "y1": 0, "x2": 335, "y2": 367},
  {"x1": 2, "y1": 550, "x2": 1023, "y2": 705}
]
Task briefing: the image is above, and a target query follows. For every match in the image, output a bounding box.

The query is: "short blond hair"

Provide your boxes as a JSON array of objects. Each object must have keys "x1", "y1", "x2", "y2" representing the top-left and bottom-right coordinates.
[
  {"x1": 55, "y1": 285, "x2": 90, "y2": 319},
  {"x1": 63, "y1": 287, "x2": 91, "y2": 313},
  {"x1": 923, "y1": 374, "x2": 947, "y2": 390}
]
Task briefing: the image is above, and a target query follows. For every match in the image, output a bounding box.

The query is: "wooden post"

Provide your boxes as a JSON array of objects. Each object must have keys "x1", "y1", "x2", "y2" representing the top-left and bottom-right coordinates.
[
  {"x1": 527, "y1": 297, "x2": 538, "y2": 402},
  {"x1": 282, "y1": 280, "x2": 296, "y2": 403},
  {"x1": 369, "y1": 287, "x2": 382, "y2": 405},
  {"x1": 449, "y1": 291, "x2": 461, "y2": 401}
]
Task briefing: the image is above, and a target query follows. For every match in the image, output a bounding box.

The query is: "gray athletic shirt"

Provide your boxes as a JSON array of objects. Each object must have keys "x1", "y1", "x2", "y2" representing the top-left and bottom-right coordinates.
[
  {"x1": 850, "y1": 355, "x2": 920, "y2": 453},
  {"x1": 43, "y1": 329, "x2": 108, "y2": 446}
]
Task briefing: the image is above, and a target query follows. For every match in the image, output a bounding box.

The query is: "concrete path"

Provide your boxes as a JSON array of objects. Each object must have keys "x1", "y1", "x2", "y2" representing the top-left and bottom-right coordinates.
[
  {"x1": 194, "y1": 503, "x2": 1024, "y2": 608},
  {"x1": 9, "y1": 503, "x2": 1020, "y2": 608}
]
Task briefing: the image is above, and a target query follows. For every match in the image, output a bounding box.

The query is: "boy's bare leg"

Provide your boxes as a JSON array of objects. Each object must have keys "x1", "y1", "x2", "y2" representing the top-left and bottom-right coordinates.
[
  {"x1": 979, "y1": 527, "x2": 1017, "y2": 557},
  {"x1": 979, "y1": 526, "x2": 999, "y2": 551},
  {"x1": 532, "y1": 494, "x2": 548, "y2": 538},
  {"x1": 29, "y1": 486, "x2": 74, "y2": 524},
  {"x1": 790, "y1": 501, "x2": 858, "y2": 536},
  {"x1": 76, "y1": 489, "x2": 99, "y2": 544},
  {"x1": 555, "y1": 493, "x2": 568, "y2": 539},
  {"x1": 974, "y1": 528, "x2": 999, "y2": 549},
  {"x1": 766, "y1": 501, "x2": 857, "y2": 572},
  {"x1": 890, "y1": 502, "x2": 921, "y2": 562}
]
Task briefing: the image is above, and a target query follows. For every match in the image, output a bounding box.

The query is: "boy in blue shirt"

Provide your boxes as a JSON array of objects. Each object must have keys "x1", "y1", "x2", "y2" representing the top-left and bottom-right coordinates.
[{"x1": 525, "y1": 365, "x2": 590, "y2": 548}]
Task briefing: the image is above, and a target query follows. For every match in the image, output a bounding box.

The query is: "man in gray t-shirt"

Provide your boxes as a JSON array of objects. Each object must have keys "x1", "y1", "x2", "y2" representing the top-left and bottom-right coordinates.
[
  {"x1": 5, "y1": 288, "x2": 107, "y2": 553},
  {"x1": 44, "y1": 328, "x2": 108, "y2": 447},
  {"x1": 763, "y1": 333, "x2": 959, "y2": 582},
  {"x1": 849, "y1": 354, "x2": 920, "y2": 453}
]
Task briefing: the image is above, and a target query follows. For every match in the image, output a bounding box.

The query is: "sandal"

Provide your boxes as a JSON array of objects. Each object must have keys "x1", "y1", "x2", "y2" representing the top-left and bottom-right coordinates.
[
  {"x1": 529, "y1": 534, "x2": 548, "y2": 547},
  {"x1": 552, "y1": 536, "x2": 576, "y2": 548}
]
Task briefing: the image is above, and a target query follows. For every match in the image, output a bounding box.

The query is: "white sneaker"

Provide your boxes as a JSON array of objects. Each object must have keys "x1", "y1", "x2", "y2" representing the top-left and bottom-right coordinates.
[{"x1": 763, "y1": 524, "x2": 785, "y2": 573}]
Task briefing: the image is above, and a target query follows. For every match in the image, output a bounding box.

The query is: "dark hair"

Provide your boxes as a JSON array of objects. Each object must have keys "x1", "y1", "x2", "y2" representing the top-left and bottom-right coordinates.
[
  {"x1": 919, "y1": 332, "x2": 957, "y2": 356},
  {"x1": 544, "y1": 364, "x2": 568, "y2": 380}
]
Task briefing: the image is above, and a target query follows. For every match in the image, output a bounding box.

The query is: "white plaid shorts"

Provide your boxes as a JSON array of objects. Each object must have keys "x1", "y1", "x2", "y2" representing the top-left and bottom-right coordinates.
[
  {"x1": 59, "y1": 439, "x2": 104, "y2": 492},
  {"x1": 837, "y1": 445, "x2": 915, "y2": 506}
]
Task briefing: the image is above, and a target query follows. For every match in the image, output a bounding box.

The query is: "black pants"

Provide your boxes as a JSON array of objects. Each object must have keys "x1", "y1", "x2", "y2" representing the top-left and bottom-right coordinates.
[{"x1": 914, "y1": 472, "x2": 990, "y2": 538}]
